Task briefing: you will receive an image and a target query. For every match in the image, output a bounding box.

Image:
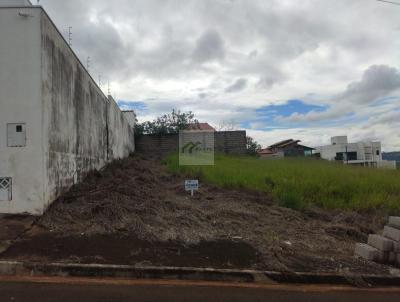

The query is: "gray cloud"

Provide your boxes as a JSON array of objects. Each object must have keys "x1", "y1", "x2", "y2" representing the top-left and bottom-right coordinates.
[
  {"x1": 257, "y1": 69, "x2": 287, "y2": 89},
  {"x1": 340, "y1": 65, "x2": 400, "y2": 104},
  {"x1": 280, "y1": 65, "x2": 400, "y2": 123},
  {"x1": 39, "y1": 0, "x2": 398, "y2": 85},
  {"x1": 192, "y1": 29, "x2": 225, "y2": 63},
  {"x1": 225, "y1": 78, "x2": 247, "y2": 93},
  {"x1": 368, "y1": 111, "x2": 400, "y2": 125}
]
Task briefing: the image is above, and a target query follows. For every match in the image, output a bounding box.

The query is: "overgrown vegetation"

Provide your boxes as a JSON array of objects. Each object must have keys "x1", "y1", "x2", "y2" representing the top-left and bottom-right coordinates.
[
  {"x1": 134, "y1": 109, "x2": 198, "y2": 136},
  {"x1": 246, "y1": 136, "x2": 262, "y2": 155},
  {"x1": 165, "y1": 154, "x2": 400, "y2": 211}
]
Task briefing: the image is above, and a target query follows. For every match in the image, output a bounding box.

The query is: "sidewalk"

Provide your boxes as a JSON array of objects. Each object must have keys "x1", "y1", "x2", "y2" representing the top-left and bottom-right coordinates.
[{"x1": 0, "y1": 215, "x2": 35, "y2": 254}]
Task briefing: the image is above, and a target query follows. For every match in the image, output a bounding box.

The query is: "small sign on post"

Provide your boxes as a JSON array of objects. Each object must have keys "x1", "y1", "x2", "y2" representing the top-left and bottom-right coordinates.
[{"x1": 185, "y1": 180, "x2": 199, "y2": 197}]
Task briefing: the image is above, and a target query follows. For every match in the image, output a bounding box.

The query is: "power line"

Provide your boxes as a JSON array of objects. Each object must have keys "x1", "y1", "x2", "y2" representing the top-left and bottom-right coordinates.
[{"x1": 376, "y1": 0, "x2": 400, "y2": 6}]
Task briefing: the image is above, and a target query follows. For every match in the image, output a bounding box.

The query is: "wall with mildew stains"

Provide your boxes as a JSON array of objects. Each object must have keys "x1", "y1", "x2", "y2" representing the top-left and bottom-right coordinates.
[
  {"x1": 41, "y1": 9, "x2": 135, "y2": 211},
  {"x1": 0, "y1": 6, "x2": 135, "y2": 215}
]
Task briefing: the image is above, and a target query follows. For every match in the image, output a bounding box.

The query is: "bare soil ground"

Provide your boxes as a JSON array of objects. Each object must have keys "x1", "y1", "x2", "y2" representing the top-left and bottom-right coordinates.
[{"x1": 0, "y1": 154, "x2": 394, "y2": 274}]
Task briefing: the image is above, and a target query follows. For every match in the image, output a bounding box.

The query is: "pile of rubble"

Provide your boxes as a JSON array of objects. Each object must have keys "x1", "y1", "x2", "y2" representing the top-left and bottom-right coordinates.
[{"x1": 355, "y1": 216, "x2": 400, "y2": 265}]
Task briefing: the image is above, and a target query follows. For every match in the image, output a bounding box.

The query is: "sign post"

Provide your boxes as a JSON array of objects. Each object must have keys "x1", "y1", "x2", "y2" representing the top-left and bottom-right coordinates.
[{"x1": 185, "y1": 180, "x2": 199, "y2": 197}]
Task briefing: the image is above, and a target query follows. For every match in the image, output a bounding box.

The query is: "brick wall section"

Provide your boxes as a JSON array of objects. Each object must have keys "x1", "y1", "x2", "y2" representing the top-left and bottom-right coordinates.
[
  {"x1": 136, "y1": 131, "x2": 247, "y2": 157},
  {"x1": 135, "y1": 134, "x2": 179, "y2": 157},
  {"x1": 215, "y1": 131, "x2": 247, "y2": 155}
]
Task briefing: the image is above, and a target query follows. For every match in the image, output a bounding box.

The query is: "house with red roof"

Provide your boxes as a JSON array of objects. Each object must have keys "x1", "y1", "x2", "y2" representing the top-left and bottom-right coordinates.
[{"x1": 186, "y1": 123, "x2": 216, "y2": 131}]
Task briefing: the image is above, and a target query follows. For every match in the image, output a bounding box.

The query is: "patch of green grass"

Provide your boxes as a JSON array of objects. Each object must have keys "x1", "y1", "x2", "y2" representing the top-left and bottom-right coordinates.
[{"x1": 164, "y1": 153, "x2": 400, "y2": 211}]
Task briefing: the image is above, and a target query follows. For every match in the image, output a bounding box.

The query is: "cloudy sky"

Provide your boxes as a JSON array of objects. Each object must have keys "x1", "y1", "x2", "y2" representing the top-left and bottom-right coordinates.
[{"x1": 39, "y1": 0, "x2": 400, "y2": 150}]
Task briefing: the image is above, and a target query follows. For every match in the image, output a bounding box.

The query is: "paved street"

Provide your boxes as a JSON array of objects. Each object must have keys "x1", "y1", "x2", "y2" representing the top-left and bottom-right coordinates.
[{"x1": 0, "y1": 277, "x2": 399, "y2": 302}]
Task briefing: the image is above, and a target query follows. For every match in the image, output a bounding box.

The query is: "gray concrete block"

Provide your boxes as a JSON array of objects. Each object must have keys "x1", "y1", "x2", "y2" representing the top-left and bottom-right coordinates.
[
  {"x1": 389, "y1": 216, "x2": 400, "y2": 230},
  {"x1": 368, "y1": 234, "x2": 394, "y2": 251},
  {"x1": 383, "y1": 226, "x2": 400, "y2": 242},
  {"x1": 376, "y1": 250, "x2": 390, "y2": 263},
  {"x1": 354, "y1": 243, "x2": 378, "y2": 261}
]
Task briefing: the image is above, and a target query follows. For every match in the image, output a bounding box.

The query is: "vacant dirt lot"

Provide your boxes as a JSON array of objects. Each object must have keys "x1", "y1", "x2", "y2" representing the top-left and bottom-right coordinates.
[{"x1": 0, "y1": 154, "x2": 394, "y2": 274}]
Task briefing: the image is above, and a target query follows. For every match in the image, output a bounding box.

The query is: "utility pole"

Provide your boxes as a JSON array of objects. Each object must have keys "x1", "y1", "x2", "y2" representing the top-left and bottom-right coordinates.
[
  {"x1": 86, "y1": 56, "x2": 90, "y2": 72},
  {"x1": 68, "y1": 26, "x2": 72, "y2": 47}
]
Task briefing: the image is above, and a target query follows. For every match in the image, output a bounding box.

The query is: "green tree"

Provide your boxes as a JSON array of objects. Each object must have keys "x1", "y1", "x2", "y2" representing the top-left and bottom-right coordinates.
[
  {"x1": 135, "y1": 109, "x2": 198, "y2": 136},
  {"x1": 246, "y1": 136, "x2": 262, "y2": 155}
]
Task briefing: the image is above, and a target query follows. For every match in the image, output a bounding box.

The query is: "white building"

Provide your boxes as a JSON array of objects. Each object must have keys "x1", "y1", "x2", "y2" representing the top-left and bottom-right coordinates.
[
  {"x1": 0, "y1": 2, "x2": 135, "y2": 214},
  {"x1": 315, "y1": 136, "x2": 396, "y2": 169}
]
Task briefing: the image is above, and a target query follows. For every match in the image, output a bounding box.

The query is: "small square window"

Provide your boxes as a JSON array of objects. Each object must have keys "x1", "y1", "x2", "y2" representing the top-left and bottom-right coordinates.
[{"x1": 16, "y1": 125, "x2": 22, "y2": 133}]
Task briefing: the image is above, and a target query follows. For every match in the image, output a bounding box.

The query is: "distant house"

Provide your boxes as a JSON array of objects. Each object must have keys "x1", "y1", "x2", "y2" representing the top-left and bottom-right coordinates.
[
  {"x1": 258, "y1": 139, "x2": 314, "y2": 158},
  {"x1": 314, "y1": 136, "x2": 396, "y2": 169},
  {"x1": 186, "y1": 123, "x2": 216, "y2": 131}
]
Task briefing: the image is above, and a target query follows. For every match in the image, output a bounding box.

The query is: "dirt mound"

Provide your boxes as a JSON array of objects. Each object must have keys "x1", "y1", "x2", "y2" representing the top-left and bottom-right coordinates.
[
  {"x1": 38, "y1": 154, "x2": 275, "y2": 244},
  {"x1": 1, "y1": 154, "x2": 392, "y2": 274}
]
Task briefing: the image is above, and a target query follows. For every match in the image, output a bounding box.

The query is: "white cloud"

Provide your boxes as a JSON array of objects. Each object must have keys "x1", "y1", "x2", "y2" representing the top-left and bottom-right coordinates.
[{"x1": 39, "y1": 0, "x2": 400, "y2": 150}]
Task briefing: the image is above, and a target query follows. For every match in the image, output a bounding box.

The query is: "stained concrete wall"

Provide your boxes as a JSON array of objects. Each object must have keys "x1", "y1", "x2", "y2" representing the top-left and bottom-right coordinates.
[
  {"x1": 122, "y1": 111, "x2": 136, "y2": 128},
  {"x1": 107, "y1": 97, "x2": 135, "y2": 162},
  {"x1": 0, "y1": 8, "x2": 43, "y2": 214},
  {"x1": 40, "y1": 10, "x2": 135, "y2": 209},
  {"x1": 0, "y1": 7, "x2": 135, "y2": 214}
]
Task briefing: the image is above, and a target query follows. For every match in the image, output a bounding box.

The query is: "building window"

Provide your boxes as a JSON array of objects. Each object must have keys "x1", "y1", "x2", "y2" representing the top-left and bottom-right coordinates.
[
  {"x1": 7, "y1": 123, "x2": 26, "y2": 147},
  {"x1": 0, "y1": 178, "x2": 12, "y2": 201},
  {"x1": 335, "y1": 152, "x2": 344, "y2": 161},
  {"x1": 376, "y1": 150, "x2": 380, "y2": 156},
  {"x1": 347, "y1": 152, "x2": 357, "y2": 161}
]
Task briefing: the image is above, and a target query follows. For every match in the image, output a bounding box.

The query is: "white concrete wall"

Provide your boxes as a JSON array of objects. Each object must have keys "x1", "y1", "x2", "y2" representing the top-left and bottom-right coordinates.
[
  {"x1": 316, "y1": 140, "x2": 382, "y2": 162},
  {"x1": 40, "y1": 10, "x2": 135, "y2": 210},
  {"x1": 0, "y1": 7, "x2": 135, "y2": 214},
  {"x1": 377, "y1": 160, "x2": 397, "y2": 169},
  {"x1": 122, "y1": 111, "x2": 136, "y2": 128},
  {"x1": 0, "y1": 0, "x2": 32, "y2": 7},
  {"x1": 0, "y1": 8, "x2": 44, "y2": 214},
  {"x1": 331, "y1": 136, "x2": 348, "y2": 145},
  {"x1": 107, "y1": 97, "x2": 135, "y2": 160}
]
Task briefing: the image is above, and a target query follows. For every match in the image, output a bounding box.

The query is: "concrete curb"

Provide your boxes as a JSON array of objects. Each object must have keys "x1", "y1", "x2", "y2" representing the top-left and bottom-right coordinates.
[{"x1": 0, "y1": 261, "x2": 400, "y2": 287}]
